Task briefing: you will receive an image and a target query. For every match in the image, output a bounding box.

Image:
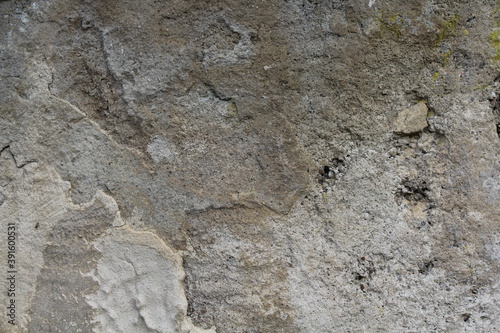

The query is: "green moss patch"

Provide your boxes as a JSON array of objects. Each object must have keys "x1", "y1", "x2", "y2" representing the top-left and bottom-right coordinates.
[{"x1": 489, "y1": 30, "x2": 500, "y2": 61}]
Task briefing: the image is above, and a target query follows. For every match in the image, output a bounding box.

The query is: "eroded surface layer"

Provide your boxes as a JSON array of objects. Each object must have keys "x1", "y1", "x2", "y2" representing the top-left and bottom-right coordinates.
[{"x1": 1, "y1": 0, "x2": 499, "y2": 332}]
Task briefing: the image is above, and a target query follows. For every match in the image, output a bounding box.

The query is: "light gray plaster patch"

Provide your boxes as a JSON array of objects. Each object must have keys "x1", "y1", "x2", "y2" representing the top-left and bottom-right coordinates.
[{"x1": 86, "y1": 226, "x2": 216, "y2": 333}]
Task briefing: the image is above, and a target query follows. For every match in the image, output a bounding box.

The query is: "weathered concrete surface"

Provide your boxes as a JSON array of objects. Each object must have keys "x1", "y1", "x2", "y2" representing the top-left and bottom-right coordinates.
[{"x1": 0, "y1": 0, "x2": 499, "y2": 332}]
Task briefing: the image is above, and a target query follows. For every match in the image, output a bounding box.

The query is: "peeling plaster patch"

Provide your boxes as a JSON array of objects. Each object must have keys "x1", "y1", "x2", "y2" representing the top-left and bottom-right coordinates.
[
  {"x1": 0, "y1": 149, "x2": 71, "y2": 331},
  {"x1": 0, "y1": 142, "x2": 201, "y2": 332},
  {"x1": 147, "y1": 136, "x2": 177, "y2": 163},
  {"x1": 86, "y1": 226, "x2": 216, "y2": 333}
]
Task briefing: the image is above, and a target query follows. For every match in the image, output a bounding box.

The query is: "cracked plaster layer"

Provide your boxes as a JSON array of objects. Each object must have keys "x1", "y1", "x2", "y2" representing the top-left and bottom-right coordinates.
[
  {"x1": 1, "y1": 0, "x2": 500, "y2": 332},
  {"x1": 0, "y1": 150, "x2": 212, "y2": 333}
]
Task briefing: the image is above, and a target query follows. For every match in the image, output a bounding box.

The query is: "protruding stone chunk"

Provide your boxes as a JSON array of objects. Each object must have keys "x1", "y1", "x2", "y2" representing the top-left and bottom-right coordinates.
[{"x1": 393, "y1": 102, "x2": 429, "y2": 134}]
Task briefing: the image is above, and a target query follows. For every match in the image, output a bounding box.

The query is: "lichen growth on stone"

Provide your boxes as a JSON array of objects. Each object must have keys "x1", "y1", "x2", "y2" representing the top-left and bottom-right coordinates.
[
  {"x1": 375, "y1": 11, "x2": 404, "y2": 40},
  {"x1": 434, "y1": 15, "x2": 461, "y2": 46},
  {"x1": 494, "y1": 1, "x2": 500, "y2": 27},
  {"x1": 489, "y1": 30, "x2": 500, "y2": 61}
]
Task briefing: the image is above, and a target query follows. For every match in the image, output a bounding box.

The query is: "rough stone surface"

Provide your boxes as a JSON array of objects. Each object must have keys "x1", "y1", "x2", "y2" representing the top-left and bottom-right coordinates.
[
  {"x1": 393, "y1": 102, "x2": 429, "y2": 134},
  {"x1": 1, "y1": 0, "x2": 499, "y2": 332}
]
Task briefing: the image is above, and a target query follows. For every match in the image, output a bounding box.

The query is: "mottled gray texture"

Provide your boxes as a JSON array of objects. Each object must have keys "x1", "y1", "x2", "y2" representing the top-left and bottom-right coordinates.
[{"x1": 0, "y1": 0, "x2": 499, "y2": 332}]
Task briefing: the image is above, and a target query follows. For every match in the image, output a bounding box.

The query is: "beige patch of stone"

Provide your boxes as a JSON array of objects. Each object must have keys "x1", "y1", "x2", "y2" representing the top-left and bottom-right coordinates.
[
  {"x1": 393, "y1": 102, "x2": 429, "y2": 134},
  {"x1": 86, "y1": 225, "x2": 216, "y2": 333}
]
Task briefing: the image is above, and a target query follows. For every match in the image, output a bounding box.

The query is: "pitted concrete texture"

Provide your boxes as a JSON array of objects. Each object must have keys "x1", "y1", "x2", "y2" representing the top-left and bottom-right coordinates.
[{"x1": 1, "y1": 0, "x2": 499, "y2": 332}]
